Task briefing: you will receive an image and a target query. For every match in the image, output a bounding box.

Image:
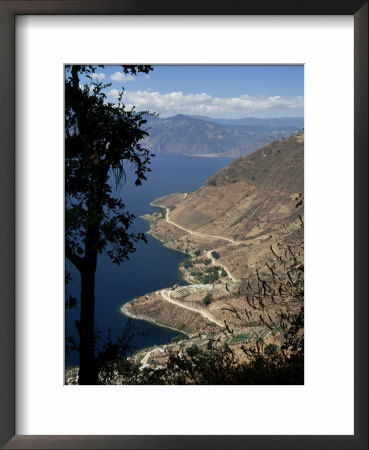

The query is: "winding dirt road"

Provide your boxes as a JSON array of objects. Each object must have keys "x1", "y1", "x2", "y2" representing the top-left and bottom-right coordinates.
[
  {"x1": 160, "y1": 289, "x2": 224, "y2": 328},
  {"x1": 165, "y1": 208, "x2": 241, "y2": 282},
  {"x1": 140, "y1": 348, "x2": 158, "y2": 365},
  {"x1": 165, "y1": 208, "x2": 239, "y2": 244},
  {"x1": 205, "y1": 251, "x2": 238, "y2": 282}
]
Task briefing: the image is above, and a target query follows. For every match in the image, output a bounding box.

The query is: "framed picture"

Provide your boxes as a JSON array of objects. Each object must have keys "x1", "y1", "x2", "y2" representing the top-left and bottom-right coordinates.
[{"x1": 0, "y1": 1, "x2": 367, "y2": 449}]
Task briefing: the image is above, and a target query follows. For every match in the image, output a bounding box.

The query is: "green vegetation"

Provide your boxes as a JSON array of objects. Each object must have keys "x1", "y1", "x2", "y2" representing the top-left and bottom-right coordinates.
[
  {"x1": 186, "y1": 344, "x2": 200, "y2": 357},
  {"x1": 190, "y1": 269, "x2": 202, "y2": 277},
  {"x1": 211, "y1": 251, "x2": 220, "y2": 259},
  {"x1": 156, "y1": 208, "x2": 166, "y2": 219},
  {"x1": 194, "y1": 249, "x2": 202, "y2": 257},
  {"x1": 181, "y1": 258, "x2": 193, "y2": 269},
  {"x1": 231, "y1": 333, "x2": 252, "y2": 343},
  {"x1": 199, "y1": 274, "x2": 218, "y2": 284},
  {"x1": 264, "y1": 344, "x2": 279, "y2": 356},
  {"x1": 191, "y1": 265, "x2": 223, "y2": 284},
  {"x1": 171, "y1": 335, "x2": 188, "y2": 344},
  {"x1": 204, "y1": 258, "x2": 212, "y2": 265},
  {"x1": 203, "y1": 293, "x2": 212, "y2": 306}
]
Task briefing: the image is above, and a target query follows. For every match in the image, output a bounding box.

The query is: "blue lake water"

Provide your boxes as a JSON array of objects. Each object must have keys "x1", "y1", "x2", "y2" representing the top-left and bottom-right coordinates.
[{"x1": 65, "y1": 154, "x2": 232, "y2": 367}]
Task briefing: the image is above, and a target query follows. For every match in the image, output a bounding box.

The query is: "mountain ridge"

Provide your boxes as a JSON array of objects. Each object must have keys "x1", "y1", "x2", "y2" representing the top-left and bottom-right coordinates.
[
  {"x1": 146, "y1": 131, "x2": 304, "y2": 278},
  {"x1": 142, "y1": 114, "x2": 303, "y2": 158}
]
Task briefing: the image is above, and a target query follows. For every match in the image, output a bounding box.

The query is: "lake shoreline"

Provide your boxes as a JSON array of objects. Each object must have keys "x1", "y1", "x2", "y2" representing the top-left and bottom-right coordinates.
[
  {"x1": 66, "y1": 154, "x2": 233, "y2": 367},
  {"x1": 120, "y1": 303, "x2": 190, "y2": 337}
]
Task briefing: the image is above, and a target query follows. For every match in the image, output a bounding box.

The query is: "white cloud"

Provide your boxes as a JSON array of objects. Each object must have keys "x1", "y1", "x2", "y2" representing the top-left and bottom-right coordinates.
[
  {"x1": 90, "y1": 72, "x2": 105, "y2": 80},
  {"x1": 107, "y1": 89, "x2": 304, "y2": 116},
  {"x1": 110, "y1": 72, "x2": 135, "y2": 82}
]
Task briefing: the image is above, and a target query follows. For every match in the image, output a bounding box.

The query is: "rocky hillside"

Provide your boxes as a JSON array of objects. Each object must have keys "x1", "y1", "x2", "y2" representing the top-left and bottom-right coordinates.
[
  {"x1": 206, "y1": 132, "x2": 303, "y2": 193},
  {"x1": 143, "y1": 114, "x2": 303, "y2": 157},
  {"x1": 146, "y1": 131, "x2": 304, "y2": 281},
  {"x1": 122, "y1": 133, "x2": 304, "y2": 373}
]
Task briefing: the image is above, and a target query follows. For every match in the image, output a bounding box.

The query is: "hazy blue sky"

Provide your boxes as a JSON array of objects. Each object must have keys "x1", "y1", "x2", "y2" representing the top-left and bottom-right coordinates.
[{"x1": 81, "y1": 65, "x2": 304, "y2": 119}]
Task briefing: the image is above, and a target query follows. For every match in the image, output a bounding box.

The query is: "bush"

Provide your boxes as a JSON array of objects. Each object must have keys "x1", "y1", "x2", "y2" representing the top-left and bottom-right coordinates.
[
  {"x1": 211, "y1": 251, "x2": 220, "y2": 259},
  {"x1": 182, "y1": 259, "x2": 193, "y2": 269},
  {"x1": 171, "y1": 335, "x2": 187, "y2": 344},
  {"x1": 203, "y1": 293, "x2": 212, "y2": 306},
  {"x1": 191, "y1": 270, "x2": 202, "y2": 277},
  {"x1": 204, "y1": 258, "x2": 212, "y2": 265},
  {"x1": 264, "y1": 344, "x2": 279, "y2": 356},
  {"x1": 199, "y1": 267, "x2": 220, "y2": 284},
  {"x1": 186, "y1": 344, "x2": 200, "y2": 357}
]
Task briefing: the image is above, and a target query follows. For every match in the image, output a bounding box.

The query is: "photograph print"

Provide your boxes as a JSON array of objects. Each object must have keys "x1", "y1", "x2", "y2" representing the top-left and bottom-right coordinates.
[{"x1": 65, "y1": 65, "x2": 304, "y2": 385}]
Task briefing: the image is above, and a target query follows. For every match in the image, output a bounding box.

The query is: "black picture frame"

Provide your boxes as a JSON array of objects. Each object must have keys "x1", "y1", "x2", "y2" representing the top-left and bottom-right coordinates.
[{"x1": 0, "y1": 1, "x2": 367, "y2": 449}]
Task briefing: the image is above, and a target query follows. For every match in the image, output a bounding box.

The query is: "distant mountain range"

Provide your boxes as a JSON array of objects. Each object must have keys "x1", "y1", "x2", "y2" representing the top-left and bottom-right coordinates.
[
  {"x1": 143, "y1": 114, "x2": 303, "y2": 158},
  {"x1": 187, "y1": 115, "x2": 304, "y2": 128}
]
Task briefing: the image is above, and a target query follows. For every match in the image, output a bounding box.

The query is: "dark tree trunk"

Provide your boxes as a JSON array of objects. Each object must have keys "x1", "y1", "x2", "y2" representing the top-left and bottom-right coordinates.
[{"x1": 77, "y1": 247, "x2": 98, "y2": 385}]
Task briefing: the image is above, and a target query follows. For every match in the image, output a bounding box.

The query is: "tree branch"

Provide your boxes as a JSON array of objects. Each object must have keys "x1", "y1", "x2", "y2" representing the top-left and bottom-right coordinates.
[{"x1": 65, "y1": 243, "x2": 83, "y2": 271}]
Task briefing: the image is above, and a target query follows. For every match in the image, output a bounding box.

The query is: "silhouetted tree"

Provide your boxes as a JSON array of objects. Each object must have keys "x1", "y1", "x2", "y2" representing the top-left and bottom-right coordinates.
[{"x1": 65, "y1": 64, "x2": 153, "y2": 384}]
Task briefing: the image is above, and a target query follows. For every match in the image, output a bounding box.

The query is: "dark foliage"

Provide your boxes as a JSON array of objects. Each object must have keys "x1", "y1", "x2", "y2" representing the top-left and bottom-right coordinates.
[
  {"x1": 65, "y1": 64, "x2": 154, "y2": 384},
  {"x1": 203, "y1": 293, "x2": 212, "y2": 306}
]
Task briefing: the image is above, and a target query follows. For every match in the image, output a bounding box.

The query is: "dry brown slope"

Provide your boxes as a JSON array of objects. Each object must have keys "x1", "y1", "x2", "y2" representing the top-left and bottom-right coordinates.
[
  {"x1": 125, "y1": 133, "x2": 304, "y2": 347},
  {"x1": 160, "y1": 131, "x2": 303, "y2": 242},
  {"x1": 146, "y1": 132, "x2": 303, "y2": 281}
]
